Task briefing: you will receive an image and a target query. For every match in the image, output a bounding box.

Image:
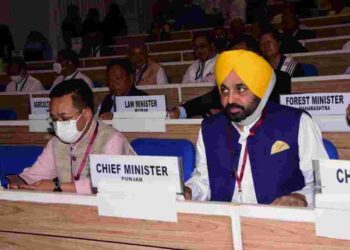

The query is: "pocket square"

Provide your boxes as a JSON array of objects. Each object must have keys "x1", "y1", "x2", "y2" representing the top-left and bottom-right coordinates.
[{"x1": 271, "y1": 140, "x2": 290, "y2": 155}]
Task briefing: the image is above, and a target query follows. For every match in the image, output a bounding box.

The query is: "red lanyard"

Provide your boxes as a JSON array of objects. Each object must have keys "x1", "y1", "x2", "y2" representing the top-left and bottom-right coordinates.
[
  {"x1": 71, "y1": 123, "x2": 99, "y2": 181},
  {"x1": 228, "y1": 112, "x2": 265, "y2": 192}
]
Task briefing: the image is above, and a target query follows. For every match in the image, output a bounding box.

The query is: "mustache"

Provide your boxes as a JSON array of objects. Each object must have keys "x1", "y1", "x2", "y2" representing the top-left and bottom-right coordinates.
[{"x1": 225, "y1": 103, "x2": 244, "y2": 111}]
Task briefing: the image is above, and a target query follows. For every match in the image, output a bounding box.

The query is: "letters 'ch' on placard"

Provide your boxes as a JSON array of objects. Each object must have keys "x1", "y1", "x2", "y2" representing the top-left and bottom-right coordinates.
[{"x1": 313, "y1": 159, "x2": 350, "y2": 241}]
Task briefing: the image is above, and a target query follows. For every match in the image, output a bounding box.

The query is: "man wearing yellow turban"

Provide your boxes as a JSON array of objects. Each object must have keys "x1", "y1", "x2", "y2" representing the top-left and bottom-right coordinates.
[{"x1": 184, "y1": 50, "x2": 328, "y2": 207}]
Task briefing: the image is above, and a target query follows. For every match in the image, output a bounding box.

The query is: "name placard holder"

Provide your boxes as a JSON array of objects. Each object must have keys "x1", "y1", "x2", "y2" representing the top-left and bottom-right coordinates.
[
  {"x1": 313, "y1": 159, "x2": 350, "y2": 240},
  {"x1": 90, "y1": 154, "x2": 182, "y2": 222},
  {"x1": 112, "y1": 95, "x2": 167, "y2": 132},
  {"x1": 96, "y1": 180, "x2": 177, "y2": 222},
  {"x1": 280, "y1": 92, "x2": 350, "y2": 115},
  {"x1": 28, "y1": 96, "x2": 51, "y2": 132}
]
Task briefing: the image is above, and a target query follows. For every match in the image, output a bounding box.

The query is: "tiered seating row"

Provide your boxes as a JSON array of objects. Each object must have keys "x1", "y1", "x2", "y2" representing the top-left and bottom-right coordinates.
[
  {"x1": 0, "y1": 76, "x2": 350, "y2": 159},
  {"x1": 0, "y1": 120, "x2": 349, "y2": 160},
  {"x1": 2, "y1": 76, "x2": 350, "y2": 119},
  {"x1": 113, "y1": 13, "x2": 350, "y2": 45}
]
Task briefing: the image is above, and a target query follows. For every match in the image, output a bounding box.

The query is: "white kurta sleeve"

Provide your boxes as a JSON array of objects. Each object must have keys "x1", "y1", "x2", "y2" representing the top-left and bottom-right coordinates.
[
  {"x1": 294, "y1": 113, "x2": 329, "y2": 207},
  {"x1": 185, "y1": 128, "x2": 211, "y2": 201},
  {"x1": 181, "y1": 63, "x2": 196, "y2": 84},
  {"x1": 156, "y1": 67, "x2": 168, "y2": 85}
]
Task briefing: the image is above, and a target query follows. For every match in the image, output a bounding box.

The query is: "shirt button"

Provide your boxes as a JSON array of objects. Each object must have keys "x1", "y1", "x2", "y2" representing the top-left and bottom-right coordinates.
[{"x1": 71, "y1": 155, "x2": 76, "y2": 161}]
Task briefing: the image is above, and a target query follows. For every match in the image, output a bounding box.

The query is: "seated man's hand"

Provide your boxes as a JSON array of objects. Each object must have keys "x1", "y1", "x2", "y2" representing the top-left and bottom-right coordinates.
[
  {"x1": 7, "y1": 175, "x2": 26, "y2": 189},
  {"x1": 168, "y1": 107, "x2": 180, "y2": 119},
  {"x1": 208, "y1": 108, "x2": 222, "y2": 116},
  {"x1": 19, "y1": 180, "x2": 55, "y2": 192},
  {"x1": 347, "y1": 104, "x2": 350, "y2": 124},
  {"x1": 184, "y1": 186, "x2": 192, "y2": 200},
  {"x1": 271, "y1": 193, "x2": 307, "y2": 207},
  {"x1": 99, "y1": 112, "x2": 113, "y2": 120}
]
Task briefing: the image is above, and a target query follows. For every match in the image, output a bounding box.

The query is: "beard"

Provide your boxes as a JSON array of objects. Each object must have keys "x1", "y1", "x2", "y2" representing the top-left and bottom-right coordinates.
[{"x1": 224, "y1": 98, "x2": 260, "y2": 122}]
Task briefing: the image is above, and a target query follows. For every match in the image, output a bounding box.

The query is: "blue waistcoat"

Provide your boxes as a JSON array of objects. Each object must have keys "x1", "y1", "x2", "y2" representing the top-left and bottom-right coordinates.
[{"x1": 201, "y1": 102, "x2": 305, "y2": 203}]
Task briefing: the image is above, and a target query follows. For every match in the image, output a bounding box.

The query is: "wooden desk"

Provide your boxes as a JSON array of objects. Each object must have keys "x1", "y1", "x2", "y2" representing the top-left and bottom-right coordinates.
[
  {"x1": 1, "y1": 75, "x2": 350, "y2": 119},
  {"x1": 300, "y1": 13, "x2": 350, "y2": 27},
  {"x1": 313, "y1": 23, "x2": 350, "y2": 38},
  {"x1": 292, "y1": 50, "x2": 350, "y2": 75},
  {"x1": 0, "y1": 191, "x2": 349, "y2": 249},
  {"x1": 303, "y1": 35, "x2": 350, "y2": 52},
  {"x1": 0, "y1": 119, "x2": 349, "y2": 160}
]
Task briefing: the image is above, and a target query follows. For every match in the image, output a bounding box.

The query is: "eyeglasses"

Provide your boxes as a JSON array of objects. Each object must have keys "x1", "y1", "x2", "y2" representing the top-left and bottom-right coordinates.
[{"x1": 47, "y1": 110, "x2": 83, "y2": 125}]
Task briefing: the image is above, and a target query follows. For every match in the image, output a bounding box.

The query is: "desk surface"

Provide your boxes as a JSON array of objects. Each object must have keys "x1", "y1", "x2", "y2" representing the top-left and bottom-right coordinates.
[{"x1": 0, "y1": 190, "x2": 349, "y2": 249}]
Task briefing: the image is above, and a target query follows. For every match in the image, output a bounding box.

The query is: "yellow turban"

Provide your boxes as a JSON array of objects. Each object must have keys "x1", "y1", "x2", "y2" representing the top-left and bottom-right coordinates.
[{"x1": 215, "y1": 50, "x2": 274, "y2": 99}]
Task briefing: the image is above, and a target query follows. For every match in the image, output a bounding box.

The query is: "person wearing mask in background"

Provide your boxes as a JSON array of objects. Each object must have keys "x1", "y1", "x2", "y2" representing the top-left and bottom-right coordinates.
[
  {"x1": 61, "y1": 4, "x2": 83, "y2": 49},
  {"x1": 80, "y1": 26, "x2": 114, "y2": 58},
  {"x1": 98, "y1": 59, "x2": 148, "y2": 120},
  {"x1": 184, "y1": 50, "x2": 328, "y2": 207},
  {"x1": 260, "y1": 29, "x2": 305, "y2": 78},
  {"x1": 102, "y1": 3, "x2": 128, "y2": 45},
  {"x1": 168, "y1": 35, "x2": 291, "y2": 118},
  {"x1": 281, "y1": 11, "x2": 316, "y2": 40},
  {"x1": 7, "y1": 79, "x2": 135, "y2": 194},
  {"x1": 128, "y1": 43, "x2": 168, "y2": 85},
  {"x1": 145, "y1": 20, "x2": 171, "y2": 43},
  {"x1": 212, "y1": 26, "x2": 228, "y2": 53},
  {"x1": 52, "y1": 49, "x2": 93, "y2": 89},
  {"x1": 174, "y1": 0, "x2": 207, "y2": 30},
  {"x1": 23, "y1": 31, "x2": 53, "y2": 61},
  {"x1": 82, "y1": 8, "x2": 101, "y2": 36},
  {"x1": 5, "y1": 56, "x2": 45, "y2": 92},
  {"x1": 250, "y1": 14, "x2": 307, "y2": 54},
  {"x1": 182, "y1": 34, "x2": 218, "y2": 84},
  {"x1": 228, "y1": 18, "x2": 246, "y2": 40}
]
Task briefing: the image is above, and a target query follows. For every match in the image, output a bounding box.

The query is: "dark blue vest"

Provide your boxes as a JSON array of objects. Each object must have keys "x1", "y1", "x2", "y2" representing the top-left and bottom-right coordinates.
[{"x1": 201, "y1": 102, "x2": 305, "y2": 203}]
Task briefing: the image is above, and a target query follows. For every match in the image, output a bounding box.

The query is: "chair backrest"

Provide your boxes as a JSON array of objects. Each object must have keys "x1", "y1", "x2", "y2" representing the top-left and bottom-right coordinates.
[
  {"x1": 93, "y1": 81, "x2": 103, "y2": 88},
  {"x1": 0, "y1": 145, "x2": 43, "y2": 187},
  {"x1": 131, "y1": 138, "x2": 196, "y2": 182},
  {"x1": 322, "y1": 138, "x2": 339, "y2": 159},
  {"x1": 302, "y1": 63, "x2": 319, "y2": 77},
  {"x1": 0, "y1": 108, "x2": 17, "y2": 120}
]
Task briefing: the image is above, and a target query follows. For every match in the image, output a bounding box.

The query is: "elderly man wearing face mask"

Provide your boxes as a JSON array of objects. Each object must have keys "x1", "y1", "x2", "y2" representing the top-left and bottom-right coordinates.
[
  {"x1": 184, "y1": 50, "x2": 329, "y2": 207},
  {"x1": 5, "y1": 56, "x2": 45, "y2": 92},
  {"x1": 7, "y1": 79, "x2": 135, "y2": 194},
  {"x1": 51, "y1": 49, "x2": 93, "y2": 89}
]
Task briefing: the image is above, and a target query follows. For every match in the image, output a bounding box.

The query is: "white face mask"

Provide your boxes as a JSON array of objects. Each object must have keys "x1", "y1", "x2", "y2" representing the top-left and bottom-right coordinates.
[
  {"x1": 10, "y1": 70, "x2": 24, "y2": 84},
  {"x1": 10, "y1": 75, "x2": 23, "y2": 84},
  {"x1": 54, "y1": 113, "x2": 86, "y2": 144},
  {"x1": 53, "y1": 62, "x2": 62, "y2": 74}
]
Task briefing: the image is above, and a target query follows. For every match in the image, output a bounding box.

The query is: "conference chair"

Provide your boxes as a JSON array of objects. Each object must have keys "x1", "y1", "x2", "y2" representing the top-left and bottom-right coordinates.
[
  {"x1": 93, "y1": 81, "x2": 104, "y2": 88},
  {"x1": 322, "y1": 138, "x2": 339, "y2": 159},
  {"x1": 302, "y1": 64, "x2": 319, "y2": 77},
  {"x1": 0, "y1": 145, "x2": 43, "y2": 187},
  {"x1": 0, "y1": 108, "x2": 17, "y2": 120},
  {"x1": 131, "y1": 138, "x2": 196, "y2": 182}
]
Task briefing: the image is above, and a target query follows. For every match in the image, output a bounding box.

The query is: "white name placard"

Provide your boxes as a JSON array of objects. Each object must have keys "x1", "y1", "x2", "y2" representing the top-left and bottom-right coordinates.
[
  {"x1": 314, "y1": 159, "x2": 350, "y2": 195},
  {"x1": 89, "y1": 154, "x2": 183, "y2": 194},
  {"x1": 280, "y1": 93, "x2": 350, "y2": 115},
  {"x1": 114, "y1": 95, "x2": 166, "y2": 118},
  {"x1": 30, "y1": 97, "x2": 50, "y2": 115}
]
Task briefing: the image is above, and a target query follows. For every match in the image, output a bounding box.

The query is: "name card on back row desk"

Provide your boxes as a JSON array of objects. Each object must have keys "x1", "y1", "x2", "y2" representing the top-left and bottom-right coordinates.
[
  {"x1": 114, "y1": 95, "x2": 166, "y2": 118},
  {"x1": 280, "y1": 92, "x2": 350, "y2": 115},
  {"x1": 313, "y1": 159, "x2": 350, "y2": 240},
  {"x1": 30, "y1": 97, "x2": 50, "y2": 115},
  {"x1": 29, "y1": 96, "x2": 51, "y2": 132},
  {"x1": 89, "y1": 154, "x2": 183, "y2": 222},
  {"x1": 112, "y1": 95, "x2": 167, "y2": 132}
]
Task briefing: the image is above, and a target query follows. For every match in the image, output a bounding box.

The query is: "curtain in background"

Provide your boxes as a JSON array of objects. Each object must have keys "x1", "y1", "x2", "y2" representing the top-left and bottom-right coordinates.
[{"x1": 49, "y1": 0, "x2": 105, "y2": 56}]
